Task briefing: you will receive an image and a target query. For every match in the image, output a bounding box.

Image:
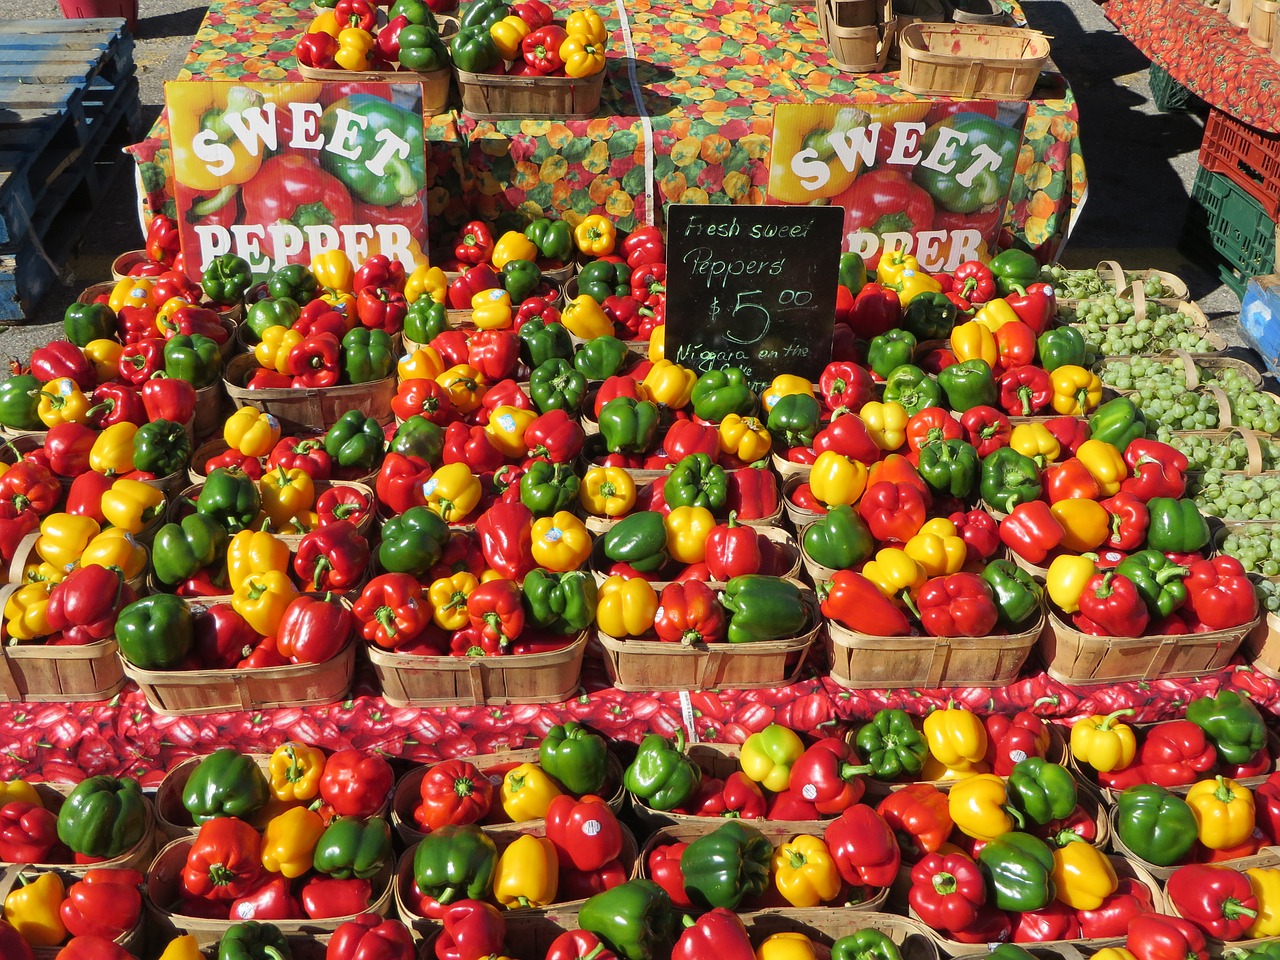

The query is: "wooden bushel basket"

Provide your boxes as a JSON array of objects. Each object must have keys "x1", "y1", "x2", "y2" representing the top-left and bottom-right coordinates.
[
  {"x1": 14, "y1": 782, "x2": 156, "y2": 874},
  {"x1": 455, "y1": 67, "x2": 605, "y2": 121},
  {"x1": 298, "y1": 64, "x2": 453, "y2": 115},
  {"x1": 824, "y1": 0, "x2": 896, "y2": 73},
  {"x1": 898, "y1": 22, "x2": 1051, "y2": 99},
  {"x1": 0, "y1": 583, "x2": 126, "y2": 702},
  {"x1": 222, "y1": 353, "x2": 396, "y2": 433},
  {"x1": 0, "y1": 865, "x2": 145, "y2": 958}
]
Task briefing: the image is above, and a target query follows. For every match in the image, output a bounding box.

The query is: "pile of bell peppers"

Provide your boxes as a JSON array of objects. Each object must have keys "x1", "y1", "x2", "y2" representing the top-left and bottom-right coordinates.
[{"x1": 451, "y1": 0, "x2": 609, "y2": 78}]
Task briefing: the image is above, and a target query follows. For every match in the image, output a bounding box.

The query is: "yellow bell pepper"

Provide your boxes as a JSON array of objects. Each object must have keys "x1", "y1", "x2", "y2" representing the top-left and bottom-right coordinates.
[
  {"x1": 531, "y1": 511, "x2": 592, "y2": 571},
  {"x1": 1046, "y1": 554, "x2": 1097, "y2": 614},
  {"x1": 1051, "y1": 839, "x2": 1118, "y2": 910},
  {"x1": 862, "y1": 547, "x2": 925, "y2": 604},
  {"x1": 574, "y1": 215, "x2": 616, "y2": 257},
  {"x1": 83, "y1": 338, "x2": 124, "y2": 383},
  {"x1": 261, "y1": 805, "x2": 326, "y2": 879},
  {"x1": 859, "y1": 401, "x2": 908, "y2": 451},
  {"x1": 232, "y1": 570, "x2": 298, "y2": 637},
  {"x1": 36, "y1": 513, "x2": 101, "y2": 571},
  {"x1": 489, "y1": 15, "x2": 532, "y2": 61},
  {"x1": 490, "y1": 230, "x2": 539, "y2": 270},
  {"x1": 1009, "y1": 421, "x2": 1061, "y2": 465},
  {"x1": 648, "y1": 324, "x2": 665, "y2": 362},
  {"x1": 398, "y1": 346, "x2": 446, "y2": 381},
  {"x1": 0, "y1": 780, "x2": 41, "y2": 807},
  {"x1": 972, "y1": 298, "x2": 1020, "y2": 332},
  {"x1": 227, "y1": 529, "x2": 291, "y2": 593},
  {"x1": 875, "y1": 249, "x2": 921, "y2": 286},
  {"x1": 82, "y1": 528, "x2": 148, "y2": 580},
  {"x1": 108, "y1": 275, "x2": 155, "y2": 312},
  {"x1": 1049, "y1": 498, "x2": 1109, "y2": 552},
  {"x1": 89, "y1": 421, "x2": 137, "y2": 475},
  {"x1": 1246, "y1": 867, "x2": 1280, "y2": 938},
  {"x1": 224, "y1": 407, "x2": 282, "y2": 460},
  {"x1": 1186, "y1": 776, "x2": 1256, "y2": 850},
  {"x1": 3, "y1": 870, "x2": 65, "y2": 946},
  {"x1": 255, "y1": 325, "x2": 305, "y2": 376},
  {"x1": 310, "y1": 9, "x2": 340, "y2": 33},
  {"x1": 923, "y1": 702, "x2": 988, "y2": 768},
  {"x1": 566, "y1": 8, "x2": 607, "y2": 44},
  {"x1": 429, "y1": 572, "x2": 479, "y2": 630},
  {"x1": 436, "y1": 364, "x2": 487, "y2": 415},
  {"x1": 948, "y1": 773, "x2": 1016, "y2": 841},
  {"x1": 1070, "y1": 709, "x2": 1137, "y2": 773},
  {"x1": 1051, "y1": 365, "x2": 1104, "y2": 417},
  {"x1": 950, "y1": 320, "x2": 998, "y2": 367},
  {"x1": 312, "y1": 250, "x2": 354, "y2": 293},
  {"x1": 101, "y1": 478, "x2": 166, "y2": 534},
  {"x1": 485, "y1": 404, "x2": 538, "y2": 459},
  {"x1": 809, "y1": 451, "x2": 867, "y2": 507},
  {"x1": 1076, "y1": 439, "x2": 1127, "y2": 496},
  {"x1": 719, "y1": 414, "x2": 771, "y2": 462},
  {"x1": 757, "y1": 932, "x2": 820, "y2": 960},
  {"x1": 1091, "y1": 951, "x2": 1138, "y2": 960},
  {"x1": 36, "y1": 377, "x2": 91, "y2": 427},
  {"x1": 405, "y1": 263, "x2": 448, "y2": 305},
  {"x1": 877, "y1": 251, "x2": 942, "y2": 306},
  {"x1": 18, "y1": 556, "x2": 64, "y2": 585},
  {"x1": 501, "y1": 762, "x2": 562, "y2": 820},
  {"x1": 158, "y1": 935, "x2": 205, "y2": 960},
  {"x1": 260, "y1": 465, "x2": 316, "y2": 530},
  {"x1": 596, "y1": 575, "x2": 658, "y2": 638},
  {"x1": 335, "y1": 26, "x2": 376, "y2": 70},
  {"x1": 740, "y1": 724, "x2": 805, "y2": 792},
  {"x1": 904, "y1": 518, "x2": 967, "y2": 577},
  {"x1": 472, "y1": 287, "x2": 514, "y2": 330},
  {"x1": 157, "y1": 296, "x2": 196, "y2": 328},
  {"x1": 760, "y1": 374, "x2": 816, "y2": 414},
  {"x1": 580, "y1": 466, "x2": 636, "y2": 517},
  {"x1": 4, "y1": 581, "x2": 52, "y2": 641},
  {"x1": 772, "y1": 835, "x2": 842, "y2": 907},
  {"x1": 643, "y1": 360, "x2": 698, "y2": 409},
  {"x1": 268, "y1": 741, "x2": 327, "y2": 802},
  {"x1": 664, "y1": 505, "x2": 715, "y2": 565},
  {"x1": 561, "y1": 293, "x2": 613, "y2": 340},
  {"x1": 919, "y1": 754, "x2": 988, "y2": 782},
  {"x1": 169, "y1": 85, "x2": 269, "y2": 191},
  {"x1": 423, "y1": 462, "x2": 483, "y2": 523},
  {"x1": 494, "y1": 834, "x2": 559, "y2": 909}
]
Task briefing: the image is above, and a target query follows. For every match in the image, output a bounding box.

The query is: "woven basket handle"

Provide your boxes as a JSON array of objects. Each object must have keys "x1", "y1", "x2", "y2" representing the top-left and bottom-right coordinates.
[
  {"x1": 0, "y1": 865, "x2": 25, "y2": 903},
  {"x1": 7, "y1": 532, "x2": 37, "y2": 584},
  {"x1": 1098, "y1": 260, "x2": 1127, "y2": 296},
  {"x1": 1206, "y1": 384, "x2": 1233, "y2": 428},
  {"x1": 1242, "y1": 428, "x2": 1265, "y2": 476},
  {"x1": 465, "y1": 661, "x2": 487, "y2": 706},
  {"x1": 925, "y1": 637, "x2": 950, "y2": 687},
  {"x1": 1170, "y1": 348, "x2": 1198, "y2": 389},
  {"x1": 1129, "y1": 280, "x2": 1147, "y2": 323},
  {"x1": 1144, "y1": 636, "x2": 1182, "y2": 679}
]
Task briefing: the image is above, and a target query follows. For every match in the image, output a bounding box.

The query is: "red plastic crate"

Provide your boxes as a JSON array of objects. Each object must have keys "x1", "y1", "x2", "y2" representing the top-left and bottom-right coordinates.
[{"x1": 1199, "y1": 108, "x2": 1280, "y2": 220}]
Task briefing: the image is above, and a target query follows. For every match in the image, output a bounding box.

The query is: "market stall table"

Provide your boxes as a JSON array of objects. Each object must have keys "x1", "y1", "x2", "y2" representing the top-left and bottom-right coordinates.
[{"x1": 126, "y1": 0, "x2": 1086, "y2": 261}]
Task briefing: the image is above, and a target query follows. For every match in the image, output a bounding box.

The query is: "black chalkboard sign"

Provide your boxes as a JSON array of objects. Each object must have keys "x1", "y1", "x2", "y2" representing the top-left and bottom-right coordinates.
[{"x1": 663, "y1": 204, "x2": 842, "y2": 392}]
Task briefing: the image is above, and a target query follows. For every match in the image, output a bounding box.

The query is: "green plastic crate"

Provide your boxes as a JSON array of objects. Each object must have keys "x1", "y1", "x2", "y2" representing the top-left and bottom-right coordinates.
[
  {"x1": 1150, "y1": 63, "x2": 1194, "y2": 112},
  {"x1": 1181, "y1": 166, "x2": 1277, "y2": 297}
]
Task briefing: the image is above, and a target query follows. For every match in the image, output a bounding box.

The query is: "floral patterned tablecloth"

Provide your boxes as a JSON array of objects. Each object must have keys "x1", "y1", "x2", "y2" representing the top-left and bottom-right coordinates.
[{"x1": 128, "y1": 0, "x2": 1086, "y2": 259}]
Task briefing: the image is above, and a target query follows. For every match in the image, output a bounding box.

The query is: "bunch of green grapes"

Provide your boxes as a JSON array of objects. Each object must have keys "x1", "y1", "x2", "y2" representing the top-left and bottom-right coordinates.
[
  {"x1": 1191, "y1": 473, "x2": 1280, "y2": 520},
  {"x1": 1096, "y1": 356, "x2": 1184, "y2": 391},
  {"x1": 1220, "y1": 526, "x2": 1280, "y2": 576},
  {"x1": 1041, "y1": 264, "x2": 1112, "y2": 300},
  {"x1": 1123, "y1": 272, "x2": 1180, "y2": 298},
  {"x1": 1130, "y1": 381, "x2": 1222, "y2": 430},
  {"x1": 1163, "y1": 432, "x2": 1280, "y2": 471},
  {"x1": 1062, "y1": 293, "x2": 1137, "y2": 327},
  {"x1": 1229, "y1": 392, "x2": 1280, "y2": 435},
  {"x1": 1256, "y1": 578, "x2": 1280, "y2": 615}
]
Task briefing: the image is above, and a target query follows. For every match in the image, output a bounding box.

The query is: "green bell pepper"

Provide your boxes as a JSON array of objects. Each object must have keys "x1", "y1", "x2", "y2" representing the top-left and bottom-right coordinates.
[
  {"x1": 913, "y1": 114, "x2": 1020, "y2": 215},
  {"x1": 722, "y1": 575, "x2": 809, "y2": 643},
  {"x1": 519, "y1": 459, "x2": 581, "y2": 517},
  {"x1": 766, "y1": 392, "x2": 822, "y2": 448},
  {"x1": 916, "y1": 438, "x2": 979, "y2": 498},
  {"x1": 451, "y1": 23, "x2": 502, "y2": 72},
  {"x1": 938, "y1": 358, "x2": 998, "y2": 413},
  {"x1": 404, "y1": 297, "x2": 447, "y2": 345},
  {"x1": 529, "y1": 358, "x2": 588, "y2": 414},
  {"x1": 867, "y1": 329, "x2": 918, "y2": 380},
  {"x1": 519, "y1": 318, "x2": 573, "y2": 369},
  {"x1": 539, "y1": 720, "x2": 609, "y2": 796},
  {"x1": 690, "y1": 368, "x2": 756, "y2": 423},
  {"x1": 1006, "y1": 758, "x2": 1077, "y2": 826},
  {"x1": 152, "y1": 513, "x2": 229, "y2": 587},
  {"x1": 1088, "y1": 396, "x2": 1147, "y2": 450},
  {"x1": 680, "y1": 820, "x2": 772, "y2": 910},
  {"x1": 182, "y1": 748, "x2": 270, "y2": 824},
  {"x1": 980, "y1": 559, "x2": 1043, "y2": 630},
  {"x1": 389, "y1": 415, "x2": 444, "y2": 466},
  {"x1": 389, "y1": 0, "x2": 434, "y2": 23},
  {"x1": 197, "y1": 467, "x2": 261, "y2": 533},
  {"x1": 55, "y1": 776, "x2": 148, "y2": 859},
  {"x1": 1113, "y1": 784, "x2": 1198, "y2": 867},
  {"x1": 989, "y1": 248, "x2": 1042, "y2": 296},
  {"x1": 598, "y1": 397, "x2": 660, "y2": 454},
  {"x1": 201, "y1": 253, "x2": 252, "y2": 305},
  {"x1": 623, "y1": 729, "x2": 701, "y2": 811},
  {"x1": 115, "y1": 595, "x2": 193, "y2": 668},
  {"x1": 579, "y1": 879, "x2": 675, "y2": 960},
  {"x1": 573, "y1": 335, "x2": 630, "y2": 381},
  {"x1": 312, "y1": 816, "x2": 393, "y2": 880},
  {"x1": 522, "y1": 569, "x2": 597, "y2": 634},
  {"x1": 838, "y1": 251, "x2": 867, "y2": 294},
  {"x1": 664, "y1": 453, "x2": 727, "y2": 511},
  {"x1": 603, "y1": 511, "x2": 669, "y2": 572},
  {"x1": 243, "y1": 297, "x2": 302, "y2": 346},
  {"x1": 460, "y1": 0, "x2": 510, "y2": 29},
  {"x1": 1186, "y1": 690, "x2": 1268, "y2": 765},
  {"x1": 882, "y1": 364, "x2": 943, "y2": 417},
  {"x1": 341, "y1": 327, "x2": 394, "y2": 384},
  {"x1": 266, "y1": 264, "x2": 318, "y2": 303},
  {"x1": 218, "y1": 921, "x2": 292, "y2": 960},
  {"x1": 63, "y1": 301, "x2": 117, "y2": 347},
  {"x1": 412, "y1": 823, "x2": 497, "y2": 905},
  {"x1": 979, "y1": 447, "x2": 1042, "y2": 513},
  {"x1": 525, "y1": 218, "x2": 573, "y2": 262},
  {"x1": 1144, "y1": 497, "x2": 1210, "y2": 554},
  {"x1": 976, "y1": 831, "x2": 1056, "y2": 912},
  {"x1": 134, "y1": 418, "x2": 191, "y2": 477},
  {"x1": 164, "y1": 333, "x2": 223, "y2": 389},
  {"x1": 1036, "y1": 325, "x2": 1086, "y2": 373},
  {"x1": 832, "y1": 929, "x2": 905, "y2": 960},
  {"x1": 801, "y1": 504, "x2": 874, "y2": 571},
  {"x1": 319, "y1": 95, "x2": 425, "y2": 206},
  {"x1": 902, "y1": 291, "x2": 958, "y2": 342},
  {"x1": 578, "y1": 260, "x2": 631, "y2": 303},
  {"x1": 987, "y1": 946, "x2": 1037, "y2": 960},
  {"x1": 501, "y1": 258, "x2": 542, "y2": 305},
  {"x1": 399, "y1": 24, "x2": 449, "y2": 71},
  {"x1": 324, "y1": 409, "x2": 385, "y2": 470},
  {"x1": 0, "y1": 375, "x2": 42, "y2": 430},
  {"x1": 1114, "y1": 549, "x2": 1189, "y2": 618},
  {"x1": 854, "y1": 708, "x2": 927, "y2": 780},
  {"x1": 378, "y1": 505, "x2": 450, "y2": 577}
]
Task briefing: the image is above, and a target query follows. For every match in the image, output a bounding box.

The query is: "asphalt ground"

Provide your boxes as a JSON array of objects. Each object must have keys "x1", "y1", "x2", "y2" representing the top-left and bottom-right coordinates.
[{"x1": 0, "y1": 0, "x2": 1244, "y2": 359}]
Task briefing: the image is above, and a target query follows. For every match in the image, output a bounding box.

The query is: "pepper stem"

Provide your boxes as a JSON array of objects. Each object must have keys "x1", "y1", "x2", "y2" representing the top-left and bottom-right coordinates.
[
  {"x1": 1097, "y1": 708, "x2": 1135, "y2": 730},
  {"x1": 1214, "y1": 774, "x2": 1236, "y2": 804}
]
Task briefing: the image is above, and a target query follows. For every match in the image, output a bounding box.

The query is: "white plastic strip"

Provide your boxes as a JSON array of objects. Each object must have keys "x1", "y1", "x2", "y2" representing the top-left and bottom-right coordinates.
[
  {"x1": 613, "y1": 0, "x2": 657, "y2": 225},
  {"x1": 678, "y1": 690, "x2": 699, "y2": 742}
]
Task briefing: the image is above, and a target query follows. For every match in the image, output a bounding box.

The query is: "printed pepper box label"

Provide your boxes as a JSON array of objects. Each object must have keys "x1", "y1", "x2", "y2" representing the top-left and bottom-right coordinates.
[
  {"x1": 767, "y1": 101, "x2": 1028, "y2": 272},
  {"x1": 166, "y1": 80, "x2": 430, "y2": 279}
]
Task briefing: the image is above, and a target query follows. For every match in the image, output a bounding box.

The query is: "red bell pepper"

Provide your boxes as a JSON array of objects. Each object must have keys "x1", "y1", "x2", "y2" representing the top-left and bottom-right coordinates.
[
  {"x1": 353, "y1": 573, "x2": 433, "y2": 650},
  {"x1": 393, "y1": 378, "x2": 456, "y2": 426},
  {"x1": 301, "y1": 876, "x2": 372, "y2": 919},
  {"x1": 997, "y1": 366, "x2": 1052, "y2": 417},
  {"x1": 294, "y1": 520, "x2": 370, "y2": 593},
  {"x1": 146, "y1": 214, "x2": 181, "y2": 265},
  {"x1": 116, "y1": 305, "x2": 157, "y2": 344},
  {"x1": 30, "y1": 339, "x2": 95, "y2": 389},
  {"x1": 44, "y1": 421, "x2": 96, "y2": 477},
  {"x1": 521, "y1": 24, "x2": 568, "y2": 74},
  {"x1": 1078, "y1": 877, "x2": 1154, "y2": 939},
  {"x1": 547, "y1": 931, "x2": 618, "y2": 960},
  {"x1": 1045, "y1": 415, "x2": 1090, "y2": 455},
  {"x1": 546, "y1": 794, "x2": 623, "y2": 871},
  {"x1": 909, "y1": 851, "x2": 986, "y2": 934},
  {"x1": 822, "y1": 570, "x2": 912, "y2": 637},
  {"x1": 295, "y1": 304, "x2": 347, "y2": 341},
  {"x1": 593, "y1": 374, "x2": 644, "y2": 418},
  {"x1": 117, "y1": 337, "x2": 165, "y2": 385},
  {"x1": 1077, "y1": 570, "x2": 1150, "y2": 637},
  {"x1": 631, "y1": 263, "x2": 666, "y2": 308},
  {"x1": 65, "y1": 470, "x2": 115, "y2": 524},
  {"x1": 954, "y1": 260, "x2": 996, "y2": 304},
  {"x1": 230, "y1": 875, "x2": 303, "y2": 921},
  {"x1": 1121, "y1": 438, "x2": 1188, "y2": 500},
  {"x1": 466, "y1": 578, "x2": 525, "y2": 647},
  {"x1": 88, "y1": 381, "x2": 148, "y2": 429},
  {"x1": 416, "y1": 759, "x2": 493, "y2": 831},
  {"x1": 663, "y1": 420, "x2": 720, "y2": 462},
  {"x1": 269, "y1": 436, "x2": 333, "y2": 482},
  {"x1": 320, "y1": 748, "x2": 393, "y2": 819},
  {"x1": 905, "y1": 407, "x2": 964, "y2": 455},
  {"x1": 442, "y1": 421, "x2": 503, "y2": 473},
  {"x1": 692, "y1": 773, "x2": 767, "y2": 820},
  {"x1": 0, "y1": 800, "x2": 58, "y2": 861},
  {"x1": 514, "y1": 296, "x2": 560, "y2": 329},
  {"x1": 0, "y1": 919, "x2": 32, "y2": 960},
  {"x1": 182, "y1": 817, "x2": 264, "y2": 901},
  {"x1": 819, "y1": 361, "x2": 874, "y2": 414},
  {"x1": 435, "y1": 900, "x2": 506, "y2": 960},
  {"x1": 46, "y1": 564, "x2": 135, "y2": 646},
  {"x1": 825, "y1": 803, "x2": 901, "y2": 888},
  {"x1": 672, "y1": 907, "x2": 755, "y2": 960},
  {"x1": 767, "y1": 790, "x2": 822, "y2": 820},
  {"x1": 467, "y1": 330, "x2": 519, "y2": 383},
  {"x1": 983, "y1": 711, "x2": 1050, "y2": 776},
  {"x1": 623, "y1": 224, "x2": 665, "y2": 268},
  {"x1": 475, "y1": 378, "x2": 533, "y2": 427},
  {"x1": 375, "y1": 14, "x2": 410, "y2": 65},
  {"x1": 999, "y1": 501, "x2": 1065, "y2": 564},
  {"x1": 192, "y1": 604, "x2": 257, "y2": 670},
  {"x1": 353, "y1": 254, "x2": 406, "y2": 296},
  {"x1": 917, "y1": 572, "x2": 999, "y2": 638},
  {"x1": 1166, "y1": 863, "x2": 1259, "y2": 940},
  {"x1": 446, "y1": 264, "x2": 501, "y2": 309},
  {"x1": 813, "y1": 412, "x2": 881, "y2": 465},
  {"x1": 949, "y1": 509, "x2": 1001, "y2": 564},
  {"x1": 848, "y1": 282, "x2": 901, "y2": 339},
  {"x1": 248, "y1": 369, "x2": 294, "y2": 389},
  {"x1": 61, "y1": 870, "x2": 144, "y2": 947},
  {"x1": 653, "y1": 580, "x2": 726, "y2": 644},
  {"x1": 355, "y1": 287, "x2": 407, "y2": 335},
  {"x1": 318, "y1": 483, "x2": 373, "y2": 528},
  {"x1": 992, "y1": 319, "x2": 1037, "y2": 375},
  {"x1": 525, "y1": 409, "x2": 584, "y2": 463},
  {"x1": 788, "y1": 738, "x2": 867, "y2": 815},
  {"x1": 1184, "y1": 556, "x2": 1257, "y2": 630},
  {"x1": 1006, "y1": 282, "x2": 1055, "y2": 334},
  {"x1": 454, "y1": 221, "x2": 495, "y2": 266},
  {"x1": 151, "y1": 270, "x2": 202, "y2": 306},
  {"x1": 648, "y1": 842, "x2": 694, "y2": 909},
  {"x1": 1255, "y1": 772, "x2": 1280, "y2": 843},
  {"x1": 140, "y1": 375, "x2": 196, "y2": 426},
  {"x1": 296, "y1": 31, "x2": 338, "y2": 67},
  {"x1": 160, "y1": 305, "x2": 231, "y2": 345},
  {"x1": 277, "y1": 593, "x2": 352, "y2": 665},
  {"x1": 0, "y1": 502, "x2": 38, "y2": 561},
  {"x1": 335, "y1": 0, "x2": 377, "y2": 30},
  {"x1": 375, "y1": 452, "x2": 431, "y2": 514},
  {"x1": 53, "y1": 936, "x2": 134, "y2": 960},
  {"x1": 329, "y1": 914, "x2": 415, "y2": 960},
  {"x1": 603, "y1": 294, "x2": 646, "y2": 337},
  {"x1": 285, "y1": 332, "x2": 341, "y2": 388},
  {"x1": 1139, "y1": 720, "x2": 1217, "y2": 787},
  {"x1": 1012, "y1": 900, "x2": 1081, "y2": 943},
  {"x1": 703, "y1": 514, "x2": 761, "y2": 581},
  {"x1": 1100, "y1": 491, "x2": 1149, "y2": 551},
  {"x1": 858, "y1": 480, "x2": 927, "y2": 543},
  {"x1": 1043, "y1": 457, "x2": 1102, "y2": 504},
  {"x1": 959, "y1": 405, "x2": 1011, "y2": 458},
  {"x1": 475, "y1": 501, "x2": 536, "y2": 581}
]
